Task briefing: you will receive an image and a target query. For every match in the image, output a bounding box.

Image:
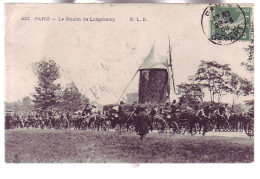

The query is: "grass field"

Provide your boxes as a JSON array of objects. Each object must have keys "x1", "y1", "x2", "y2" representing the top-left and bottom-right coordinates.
[{"x1": 5, "y1": 129, "x2": 254, "y2": 163}]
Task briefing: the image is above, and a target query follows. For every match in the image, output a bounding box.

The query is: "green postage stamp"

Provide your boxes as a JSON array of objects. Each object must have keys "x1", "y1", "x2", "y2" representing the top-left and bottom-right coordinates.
[{"x1": 202, "y1": 4, "x2": 252, "y2": 45}]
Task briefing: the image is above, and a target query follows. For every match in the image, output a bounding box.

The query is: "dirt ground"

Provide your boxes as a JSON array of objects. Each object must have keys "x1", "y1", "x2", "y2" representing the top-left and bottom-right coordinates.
[{"x1": 5, "y1": 128, "x2": 254, "y2": 163}]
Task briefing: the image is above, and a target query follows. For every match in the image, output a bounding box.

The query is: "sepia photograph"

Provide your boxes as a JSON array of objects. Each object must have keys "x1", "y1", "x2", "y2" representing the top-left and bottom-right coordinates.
[{"x1": 4, "y1": 3, "x2": 254, "y2": 163}]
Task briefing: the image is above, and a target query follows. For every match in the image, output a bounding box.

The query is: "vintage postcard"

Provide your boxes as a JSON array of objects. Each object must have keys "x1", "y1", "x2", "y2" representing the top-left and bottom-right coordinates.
[{"x1": 5, "y1": 3, "x2": 254, "y2": 163}]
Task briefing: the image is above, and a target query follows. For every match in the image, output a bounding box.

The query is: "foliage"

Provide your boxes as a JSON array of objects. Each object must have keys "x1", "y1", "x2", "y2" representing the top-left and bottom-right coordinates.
[
  {"x1": 229, "y1": 73, "x2": 253, "y2": 106},
  {"x1": 61, "y1": 82, "x2": 84, "y2": 112},
  {"x1": 32, "y1": 59, "x2": 61, "y2": 110},
  {"x1": 177, "y1": 83, "x2": 204, "y2": 105},
  {"x1": 5, "y1": 96, "x2": 33, "y2": 113},
  {"x1": 241, "y1": 23, "x2": 254, "y2": 73},
  {"x1": 192, "y1": 60, "x2": 232, "y2": 103}
]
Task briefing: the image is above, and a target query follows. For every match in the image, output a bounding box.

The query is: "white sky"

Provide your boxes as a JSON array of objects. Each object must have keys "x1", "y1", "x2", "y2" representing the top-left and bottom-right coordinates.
[{"x1": 5, "y1": 3, "x2": 254, "y2": 105}]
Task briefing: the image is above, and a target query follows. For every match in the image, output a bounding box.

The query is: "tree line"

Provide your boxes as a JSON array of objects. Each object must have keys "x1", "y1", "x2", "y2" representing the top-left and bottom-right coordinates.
[
  {"x1": 177, "y1": 60, "x2": 253, "y2": 107},
  {"x1": 6, "y1": 59, "x2": 89, "y2": 113}
]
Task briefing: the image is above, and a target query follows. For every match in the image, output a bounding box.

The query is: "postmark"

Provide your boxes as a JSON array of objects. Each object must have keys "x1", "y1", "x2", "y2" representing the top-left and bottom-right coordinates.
[{"x1": 201, "y1": 4, "x2": 251, "y2": 45}]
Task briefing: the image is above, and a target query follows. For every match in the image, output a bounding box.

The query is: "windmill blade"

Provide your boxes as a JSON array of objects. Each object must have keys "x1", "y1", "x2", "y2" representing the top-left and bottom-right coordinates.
[{"x1": 168, "y1": 37, "x2": 180, "y2": 96}]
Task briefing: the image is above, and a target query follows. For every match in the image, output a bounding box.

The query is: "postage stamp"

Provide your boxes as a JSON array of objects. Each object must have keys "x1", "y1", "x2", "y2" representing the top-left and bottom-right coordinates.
[{"x1": 202, "y1": 4, "x2": 252, "y2": 45}]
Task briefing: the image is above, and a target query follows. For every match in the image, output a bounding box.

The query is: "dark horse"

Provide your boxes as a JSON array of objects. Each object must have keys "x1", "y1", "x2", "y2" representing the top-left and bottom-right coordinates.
[
  {"x1": 210, "y1": 110, "x2": 230, "y2": 132},
  {"x1": 178, "y1": 111, "x2": 208, "y2": 135}
]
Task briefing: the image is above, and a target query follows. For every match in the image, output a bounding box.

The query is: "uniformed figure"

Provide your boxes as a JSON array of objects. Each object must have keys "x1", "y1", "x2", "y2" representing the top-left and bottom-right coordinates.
[
  {"x1": 170, "y1": 100, "x2": 178, "y2": 120},
  {"x1": 135, "y1": 105, "x2": 142, "y2": 115},
  {"x1": 83, "y1": 104, "x2": 92, "y2": 115},
  {"x1": 164, "y1": 102, "x2": 171, "y2": 111},
  {"x1": 118, "y1": 101, "x2": 124, "y2": 124},
  {"x1": 194, "y1": 103, "x2": 200, "y2": 116},
  {"x1": 150, "y1": 107, "x2": 157, "y2": 122},
  {"x1": 218, "y1": 103, "x2": 228, "y2": 119},
  {"x1": 130, "y1": 101, "x2": 137, "y2": 112},
  {"x1": 91, "y1": 105, "x2": 97, "y2": 114},
  {"x1": 204, "y1": 103, "x2": 214, "y2": 118}
]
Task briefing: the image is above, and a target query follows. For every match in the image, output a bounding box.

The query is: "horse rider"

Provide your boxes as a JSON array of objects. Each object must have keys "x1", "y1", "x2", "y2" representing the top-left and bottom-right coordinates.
[
  {"x1": 195, "y1": 104, "x2": 207, "y2": 118},
  {"x1": 91, "y1": 105, "x2": 97, "y2": 117},
  {"x1": 230, "y1": 105, "x2": 236, "y2": 116},
  {"x1": 135, "y1": 104, "x2": 142, "y2": 115},
  {"x1": 83, "y1": 103, "x2": 92, "y2": 116},
  {"x1": 118, "y1": 101, "x2": 125, "y2": 124},
  {"x1": 204, "y1": 103, "x2": 214, "y2": 119},
  {"x1": 218, "y1": 103, "x2": 229, "y2": 120},
  {"x1": 164, "y1": 102, "x2": 171, "y2": 112},
  {"x1": 150, "y1": 107, "x2": 157, "y2": 123},
  {"x1": 130, "y1": 101, "x2": 137, "y2": 112},
  {"x1": 171, "y1": 100, "x2": 178, "y2": 121}
]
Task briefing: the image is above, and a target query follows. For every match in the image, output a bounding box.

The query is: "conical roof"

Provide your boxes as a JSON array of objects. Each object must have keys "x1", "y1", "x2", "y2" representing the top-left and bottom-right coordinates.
[{"x1": 139, "y1": 44, "x2": 168, "y2": 70}]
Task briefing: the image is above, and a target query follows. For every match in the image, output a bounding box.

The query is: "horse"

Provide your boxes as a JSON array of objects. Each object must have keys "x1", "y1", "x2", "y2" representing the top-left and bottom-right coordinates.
[
  {"x1": 210, "y1": 110, "x2": 230, "y2": 132},
  {"x1": 178, "y1": 111, "x2": 205, "y2": 135}
]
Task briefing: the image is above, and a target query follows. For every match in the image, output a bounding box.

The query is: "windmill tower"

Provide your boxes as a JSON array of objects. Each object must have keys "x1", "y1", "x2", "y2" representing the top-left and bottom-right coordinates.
[{"x1": 138, "y1": 44, "x2": 170, "y2": 104}]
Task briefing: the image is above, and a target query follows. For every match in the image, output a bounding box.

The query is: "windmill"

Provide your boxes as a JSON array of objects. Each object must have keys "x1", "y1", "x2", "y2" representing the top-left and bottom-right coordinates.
[{"x1": 117, "y1": 39, "x2": 177, "y2": 104}]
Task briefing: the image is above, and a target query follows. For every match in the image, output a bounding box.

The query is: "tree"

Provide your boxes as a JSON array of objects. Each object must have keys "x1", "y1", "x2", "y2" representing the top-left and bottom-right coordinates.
[
  {"x1": 80, "y1": 94, "x2": 90, "y2": 107},
  {"x1": 241, "y1": 23, "x2": 254, "y2": 105},
  {"x1": 22, "y1": 96, "x2": 33, "y2": 112},
  {"x1": 229, "y1": 73, "x2": 253, "y2": 106},
  {"x1": 32, "y1": 59, "x2": 61, "y2": 110},
  {"x1": 177, "y1": 83, "x2": 204, "y2": 105},
  {"x1": 192, "y1": 60, "x2": 232, "y2": 103},
  {"x1": 22, "y1": 96, "x2": 31, "y2": 106},
  {"x1": 241, "y1": 23, "x2": 254, "y2": 73},
  {"x1": 62, "y1": 82, "x2": 83, "y2": 111}
]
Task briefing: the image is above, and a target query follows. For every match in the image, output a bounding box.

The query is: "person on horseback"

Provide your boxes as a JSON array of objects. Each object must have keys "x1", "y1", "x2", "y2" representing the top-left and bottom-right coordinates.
[
  {"x1": 171, "y1": 100, "x2": 178, "y2": 121},
  {"x1": 164, "y1": 102, "x2": 171, "y2": 112},
  {"x1": 150, "y1": 107, "x2": 157, "y2": 123},
  {"x1": 83, "y1": 103, "x2": 92, "y2": 116},
  {"x1": 118, "y1": 101, "x2": 124, "y2": 123},
  {"x1": 194, "y1": 103, "x2": 201, "y2": 116},
  {"x1": 135, "y1": 104, "x2": 142, "y2": 115},
  {"x1": 204, "y1": 103, "x2": 214, "y2": 118},
  {"x1": 130, "y1": 101, "x2": 137, "y2": 112},
  {"x1": 218, "y1": 103, "x2": 229, "y2": 120}
]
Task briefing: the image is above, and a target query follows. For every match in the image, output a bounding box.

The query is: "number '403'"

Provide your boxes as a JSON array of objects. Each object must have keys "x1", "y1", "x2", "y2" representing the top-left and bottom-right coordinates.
[{"x1": 21, "y1": 17, "x2": 29, "y2": 20}]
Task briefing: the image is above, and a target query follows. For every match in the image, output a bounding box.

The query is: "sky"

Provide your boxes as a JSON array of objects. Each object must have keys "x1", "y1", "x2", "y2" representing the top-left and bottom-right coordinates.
[{"x1": 5, "y1": 3, "x2": 254, "y2": 105}]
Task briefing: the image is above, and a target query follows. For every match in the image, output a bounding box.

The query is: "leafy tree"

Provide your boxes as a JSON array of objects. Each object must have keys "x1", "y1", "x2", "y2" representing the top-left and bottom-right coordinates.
[
  {"x1": 192, "y1": 60, "x2": 232, "y2": 103},
  {"x1": 5, "y1": 96, "x2": 33, "y2": 113},
  {"x1": 241, "y1": 23, "x2": 254, "y2": 73},
  {"x1": 22, "y1": 96, "x2": 33, "y2": 112},
  {"x1": 177, "y1": 83, "x2": 204, "y2": 105},
  {"x1": 22, "y1": 96, "x2": 31, "y2": 106},
  {"x1": 62, "y1": 82, "x2": 83, "y2": 111},
  {"x1": 241, "y1": 23, "x2": 254, "y2": 106},
  {"x1": 229, "y1": 73, "x2": 253, "y2": 106},
  {"x1": 32, "y1": 59, "x2": 61, "y2": 110},
  {"x1": 81, "y1": 94, "x2": 90, "y2": 107}
]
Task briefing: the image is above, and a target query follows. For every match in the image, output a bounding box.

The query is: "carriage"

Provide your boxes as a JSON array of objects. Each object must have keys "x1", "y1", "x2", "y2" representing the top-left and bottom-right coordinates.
[
  {"x1": 244, "y1": 107, "x2": 254, "y2": 137},
  {"x1": 103, "y1": 104, "x2": 136, "y2": 132},
  {"x1": 152, "y1": 112, "x2": 179, "y2": 135}
]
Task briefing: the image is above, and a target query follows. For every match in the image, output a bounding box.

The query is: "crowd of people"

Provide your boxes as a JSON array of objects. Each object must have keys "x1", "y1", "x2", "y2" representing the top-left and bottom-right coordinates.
[{"x1": 5, "y1": 100, "x2": 254, "y2": 138}]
